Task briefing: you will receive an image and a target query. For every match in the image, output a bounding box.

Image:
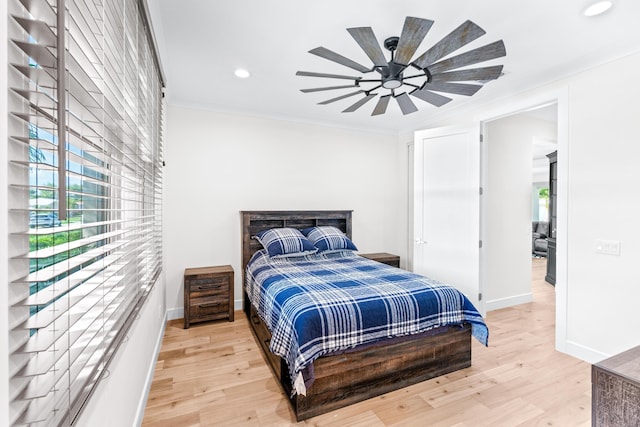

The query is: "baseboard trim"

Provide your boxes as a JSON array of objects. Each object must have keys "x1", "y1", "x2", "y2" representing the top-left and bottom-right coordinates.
[
  {"x1": 166, "y1": 307, "x2": 183, "y2": 321},
  {"x1": 558, "y1": 339, "x2": 610, "y2": 365},
  {"x1": 134, "y1": 309, "x2": 168, "y2": 427},
  {"x1": 485, "y1": 292, "x2": 533, "y2": 312}
]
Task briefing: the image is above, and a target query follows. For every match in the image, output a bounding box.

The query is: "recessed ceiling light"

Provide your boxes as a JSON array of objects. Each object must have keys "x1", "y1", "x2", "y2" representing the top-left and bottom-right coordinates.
[
  {"x1": 234, "y1": 68, "x2": 250, "y2": 78},
  {"x1": 584, "y1": 1, "x2": 613, "y2": 16}
]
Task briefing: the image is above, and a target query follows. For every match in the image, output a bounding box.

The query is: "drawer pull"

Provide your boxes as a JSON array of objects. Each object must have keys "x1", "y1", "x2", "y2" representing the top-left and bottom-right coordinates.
[
  {"x1": 200, "y1": 302, "x2": 221, "y2": 309},
  {"x1": 195, "y1": 284, "x2": 222, "y2": 291},
  {"x1": 251, "y1": 313, "x2": 261, "y2": 325}
]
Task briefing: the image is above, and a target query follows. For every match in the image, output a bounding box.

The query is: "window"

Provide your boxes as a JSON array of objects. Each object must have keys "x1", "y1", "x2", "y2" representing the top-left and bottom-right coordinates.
[
  {"x1": 7, "y1": 0, "x2": 165, "y2": 425},
  {"x1": 532, "y1": 184, "x2": 549, "y2": 222}
]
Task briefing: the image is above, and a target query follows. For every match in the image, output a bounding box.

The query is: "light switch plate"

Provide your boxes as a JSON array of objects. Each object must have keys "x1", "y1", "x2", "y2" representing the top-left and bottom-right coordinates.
[{"x1": 595, "y1": 239, "x2": 621, "y2": 255}]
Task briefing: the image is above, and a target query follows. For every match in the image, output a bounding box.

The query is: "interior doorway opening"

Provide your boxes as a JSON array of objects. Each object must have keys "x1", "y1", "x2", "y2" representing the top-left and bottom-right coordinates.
[{"x1": 480, "y1": 102, "x2": 558, "y2": 313}]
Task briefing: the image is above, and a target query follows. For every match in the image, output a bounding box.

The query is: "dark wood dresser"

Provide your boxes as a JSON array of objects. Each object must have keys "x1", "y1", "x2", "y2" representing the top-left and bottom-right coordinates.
[
  {"x1": 184, "y1": 265, "x2": 234, "y2": 328},
  {"x1": 592, "y1": 345, "x2": 640, "y2": 426},
  {"x1": 359, "y1": 252, "x2": 400, "y2": 268}
]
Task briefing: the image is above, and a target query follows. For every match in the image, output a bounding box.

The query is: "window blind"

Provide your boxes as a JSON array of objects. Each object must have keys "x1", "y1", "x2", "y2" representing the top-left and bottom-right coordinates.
[{"x1": 7, "y1": 0, "x2": 165, "y2": 425}]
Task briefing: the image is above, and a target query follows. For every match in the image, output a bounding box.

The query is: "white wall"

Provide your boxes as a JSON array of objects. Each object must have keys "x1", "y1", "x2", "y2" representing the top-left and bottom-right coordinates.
[
  {"x1": 564, "y1": 53, "x2": 640, "y2": 357},
  {"x1": 163, "y1": 106, "x2": 403, "y2": 316},
  {"x1": 483, "y1": 115, "x2": 557, "y2": 311},
  {"x1": 421, "y1": 51, "x2": 640, "y2": 362}
]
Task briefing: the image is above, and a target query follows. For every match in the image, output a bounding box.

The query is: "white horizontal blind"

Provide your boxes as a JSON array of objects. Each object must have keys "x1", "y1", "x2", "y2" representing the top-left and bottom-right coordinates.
[{"x1": 7, "y1": 0, "x2": 164, "y2": 425}]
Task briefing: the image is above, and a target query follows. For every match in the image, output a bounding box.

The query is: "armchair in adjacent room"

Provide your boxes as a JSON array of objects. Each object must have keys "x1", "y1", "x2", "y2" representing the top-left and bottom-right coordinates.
[{"x1": 532, "y1": 221, "x2": 549, "y2": 257}]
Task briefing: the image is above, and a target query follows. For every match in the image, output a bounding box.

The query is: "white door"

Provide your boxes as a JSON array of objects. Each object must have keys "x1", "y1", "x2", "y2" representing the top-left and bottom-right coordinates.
[{"x1": 413, "y1": 125, "x2": 483, "y2": 312}]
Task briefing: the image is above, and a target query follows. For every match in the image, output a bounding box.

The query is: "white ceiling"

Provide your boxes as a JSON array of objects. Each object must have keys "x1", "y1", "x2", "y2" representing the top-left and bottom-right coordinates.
[{"x1": 148, "y1": 0, "x2": 640, "y2": 134}]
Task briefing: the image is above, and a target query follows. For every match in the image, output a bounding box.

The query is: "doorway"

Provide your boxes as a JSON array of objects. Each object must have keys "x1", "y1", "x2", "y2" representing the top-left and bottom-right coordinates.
[{"x1": 481, "y1": 103, "x2": 558, "y2": 311}]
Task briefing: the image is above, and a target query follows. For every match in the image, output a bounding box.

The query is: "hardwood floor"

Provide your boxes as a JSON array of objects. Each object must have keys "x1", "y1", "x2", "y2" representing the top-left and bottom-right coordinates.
[{"x1": 142, "y1": 258, "x2": 591, "y2": 426}]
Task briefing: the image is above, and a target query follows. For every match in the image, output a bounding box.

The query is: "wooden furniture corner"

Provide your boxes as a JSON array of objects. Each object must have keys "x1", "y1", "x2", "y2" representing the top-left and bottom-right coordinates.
[
  {"x1": 592, "y1": 345, "x2": 640, "y2": 426},
  {"x1": 359, "y1": 252, "x2": 400, "y2": 268}
]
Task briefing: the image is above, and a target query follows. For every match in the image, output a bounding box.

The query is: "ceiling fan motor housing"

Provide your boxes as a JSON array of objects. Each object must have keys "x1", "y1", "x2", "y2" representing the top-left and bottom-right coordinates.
[
  {"x1": 380, "y1": 55, "x2": 406, "y2": 89},
  {"x1": 383, "y1": 36, "x2": 399, "y2": 51}
]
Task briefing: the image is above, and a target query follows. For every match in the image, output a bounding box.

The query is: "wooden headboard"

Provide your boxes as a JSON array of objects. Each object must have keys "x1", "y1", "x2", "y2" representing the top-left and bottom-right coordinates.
[{"x1": 240, "y1": 210, "x2": 353, "y2": 311}]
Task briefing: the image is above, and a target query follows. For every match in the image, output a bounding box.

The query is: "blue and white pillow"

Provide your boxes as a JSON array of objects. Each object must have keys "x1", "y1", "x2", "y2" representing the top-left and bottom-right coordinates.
[
  {"x1": 302, "y1": 226, "x2": 358, "y2": 254},
  {"x1": 254, "y1": 228, "x2": 317, "y2": 258}
]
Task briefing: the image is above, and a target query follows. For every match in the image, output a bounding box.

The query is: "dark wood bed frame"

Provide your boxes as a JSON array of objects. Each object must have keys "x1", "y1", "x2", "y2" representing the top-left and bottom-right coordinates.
[{"x1": 240, "y1": 210, "x2": 472, "y2": 421}]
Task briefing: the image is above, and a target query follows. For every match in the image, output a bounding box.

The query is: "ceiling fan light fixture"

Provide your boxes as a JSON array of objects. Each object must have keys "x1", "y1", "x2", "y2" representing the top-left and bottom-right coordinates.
[
  {"x1": 584, "y1": 1, "x2": 613, "y2": 16},
  {"x1": 382, "y1": 78, "x2": 402, "y2": 89}
]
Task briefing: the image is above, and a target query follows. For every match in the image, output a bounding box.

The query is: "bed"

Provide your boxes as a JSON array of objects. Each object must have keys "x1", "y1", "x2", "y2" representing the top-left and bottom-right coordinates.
[{"x1": 241, "y1": 210, "x2": 487, "y2": 421}]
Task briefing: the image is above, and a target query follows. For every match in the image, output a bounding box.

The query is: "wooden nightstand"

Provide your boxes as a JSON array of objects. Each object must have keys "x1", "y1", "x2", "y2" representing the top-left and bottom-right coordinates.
[
  {"x1": 184, "y1": 265, "x2": 234, "y2": 328},
  {"x1": 359, "y1": 252, "x2": 400, "y2": 268}
]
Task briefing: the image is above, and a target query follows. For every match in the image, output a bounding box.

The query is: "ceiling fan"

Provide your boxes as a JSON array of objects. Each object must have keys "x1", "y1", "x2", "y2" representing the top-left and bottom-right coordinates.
[{"x1": 296, "y1": 16, "x2": 506, "y2": 116}]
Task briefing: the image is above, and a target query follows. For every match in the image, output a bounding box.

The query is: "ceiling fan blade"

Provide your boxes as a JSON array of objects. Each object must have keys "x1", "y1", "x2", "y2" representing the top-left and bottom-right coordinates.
[
  {"x1": 343, "y1": 94, "x2": 377, "y2": 112},
  {"x1": 395, "y1": 92, "x2": 419, "y2": 115},
  {"x1": 319, "y1": 90, "x2": 365, "y2": 105},
  {"x1": 309, "y1": 47, "x2": 371, "y2": 73},
  {"x1": 296, "y1": 71, "x2": 363, "y2": 80},
  {"x1": 394, "y1": 17, "x2": 434, "y2": 66},
  {"x1": 429, "y1": 65, "x2": 503, "y2": 83},
  {"x1": 427, "y1": 40, "x2": 506, "y2": 75},
  {"x1": 301, "y1": 84, "x2": 358, "y2": 93},
  {"x1": 413, "y1": 20, "x2": 486, "y2": 69},
  {"x1": 347, "y1": 27, "x2": 387, "y2": 67},
  {"x1": 411, "y1": 89, "x2": 452, "y2": 107},
  {"x1": 371, "y1": 95, "x2": 391, "y2": 116},
  {"x1": 424, "y1": 82, "x2": 482, "y2": 96}
]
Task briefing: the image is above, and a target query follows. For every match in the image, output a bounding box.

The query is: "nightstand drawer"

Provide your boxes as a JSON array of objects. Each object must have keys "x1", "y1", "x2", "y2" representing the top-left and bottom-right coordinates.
[
  {"x1": 189, "y1": 286, "x2": 228, "y2": 300},
  {"x1": 188, "y1": 276, "x2": 229, "y2": 294},
  {"x1": 190, "y1": 299, "x2": 229, "y2": 319},
  {"x1": 184, "y1": 265, "x2": 234, "y2": 328},
  {"x1": 190, "y1": 293, "x2": 227, "y2": 306}
]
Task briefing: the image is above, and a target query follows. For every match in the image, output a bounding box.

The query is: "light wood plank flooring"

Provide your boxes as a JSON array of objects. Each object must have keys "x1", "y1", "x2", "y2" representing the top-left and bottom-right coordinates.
[{"x1": 142, "y1": 258, "x2": 591, "y2": 426}]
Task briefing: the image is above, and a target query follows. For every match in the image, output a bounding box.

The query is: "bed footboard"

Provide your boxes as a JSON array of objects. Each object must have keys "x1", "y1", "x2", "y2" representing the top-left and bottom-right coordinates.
[{"x1": 246, "y1": 295, "x2": 471, "y2": 421}]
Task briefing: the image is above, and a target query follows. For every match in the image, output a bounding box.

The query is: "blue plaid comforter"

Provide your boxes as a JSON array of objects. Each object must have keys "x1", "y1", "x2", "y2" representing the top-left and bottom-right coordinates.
[{"x1": 246, "y1": 250, "x2": 488, "y2": 395}]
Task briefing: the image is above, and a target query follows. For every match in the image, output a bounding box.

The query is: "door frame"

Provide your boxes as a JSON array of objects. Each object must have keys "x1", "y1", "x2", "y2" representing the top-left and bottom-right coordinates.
[{"x1": 475, "y1": 87, "x2": 569, "y2": 353}]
